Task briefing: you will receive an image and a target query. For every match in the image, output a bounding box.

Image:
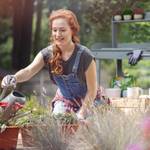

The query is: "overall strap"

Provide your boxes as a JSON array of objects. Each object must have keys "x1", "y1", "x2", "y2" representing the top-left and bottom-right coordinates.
[{"x1": 72, "y1": 45, "x2": 85, "y2": 73}]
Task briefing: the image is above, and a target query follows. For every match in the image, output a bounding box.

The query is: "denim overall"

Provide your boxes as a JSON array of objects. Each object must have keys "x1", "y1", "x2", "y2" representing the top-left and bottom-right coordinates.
[{"x1": 52, "y1": 46, "x2": 87, "y2": 113}]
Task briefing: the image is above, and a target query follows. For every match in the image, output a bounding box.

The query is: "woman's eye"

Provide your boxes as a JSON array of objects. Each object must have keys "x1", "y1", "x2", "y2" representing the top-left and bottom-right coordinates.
[{"x1": 61, "y1": 29, "x2": 65, "y2": 32}]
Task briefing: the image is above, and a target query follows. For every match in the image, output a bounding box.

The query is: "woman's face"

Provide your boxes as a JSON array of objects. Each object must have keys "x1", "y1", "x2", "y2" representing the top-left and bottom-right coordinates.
[{"x1": 51, "y1": 18, "x2": 73, "y2": 48}]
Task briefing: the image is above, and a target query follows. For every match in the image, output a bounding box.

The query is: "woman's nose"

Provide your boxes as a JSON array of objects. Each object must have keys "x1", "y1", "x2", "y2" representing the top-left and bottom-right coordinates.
[{"x1": 56, "y1": 30, "x2": 62, "y2": 36}]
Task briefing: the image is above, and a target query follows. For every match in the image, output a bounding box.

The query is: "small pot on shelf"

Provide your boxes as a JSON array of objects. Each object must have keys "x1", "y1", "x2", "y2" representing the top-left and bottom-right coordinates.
[
  {"x1": 133, "y1": 7, "x2": 144, "y2": 20},
  {"x1": 114, "y1": 15, "x2": 122, "y2": 21},
  {"x1": 122, "y1": 8, "x2": 133, "y2": 21},
  {"x1": 123, "y1": 15, "x2": 132, "y2": 20},
  {"x1": 113, "y1": 10, "x2": 122, "y2": 21},
  {"x1": 133, "y1": 14, "x2": 143, "y2": 20}
]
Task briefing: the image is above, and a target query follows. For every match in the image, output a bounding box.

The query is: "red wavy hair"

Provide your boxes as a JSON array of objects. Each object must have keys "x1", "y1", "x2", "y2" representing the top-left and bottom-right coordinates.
[{"x1": 49, "y1": 9, "x2": 80, "y2": 75}]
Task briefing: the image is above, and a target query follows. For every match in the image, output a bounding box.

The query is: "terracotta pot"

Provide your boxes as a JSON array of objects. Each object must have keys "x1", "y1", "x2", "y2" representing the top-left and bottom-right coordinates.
[
  {"x1": 21, "y1": 126, "x2": 35, "y2": 147},
  {"x1": 0, "y1": 126, "x2": 19, "y2": 150},
  {"x1": 61, "y1": 124, "x2": 79, "y2": 135}
]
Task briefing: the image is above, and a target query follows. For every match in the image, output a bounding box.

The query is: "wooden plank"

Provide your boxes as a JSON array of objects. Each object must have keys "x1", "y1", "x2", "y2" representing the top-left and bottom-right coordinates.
[{"x1": 111, "y1": 97, "x2": 150, "y2": 109}]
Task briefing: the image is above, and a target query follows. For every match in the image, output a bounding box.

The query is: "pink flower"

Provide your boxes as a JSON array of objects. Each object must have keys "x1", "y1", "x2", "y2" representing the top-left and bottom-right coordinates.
[
  {"x1": 126, "y1": 144, "x2": 142, "y2": 150},
  {"x1": 141, "y1": 116, "x2": 150, "y2": 140}
]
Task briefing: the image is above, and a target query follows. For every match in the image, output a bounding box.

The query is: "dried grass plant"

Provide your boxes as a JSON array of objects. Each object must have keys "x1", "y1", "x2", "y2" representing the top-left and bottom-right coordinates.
[
  {"x1": 31, "y1": 114, "x2": 72, "y2": 150},
  {"x1": 68, "y1": 106, "x2": 146, "y2": 150},
  {"x1": 31, "y1": 105, "x2": 149, "y2": 150}
]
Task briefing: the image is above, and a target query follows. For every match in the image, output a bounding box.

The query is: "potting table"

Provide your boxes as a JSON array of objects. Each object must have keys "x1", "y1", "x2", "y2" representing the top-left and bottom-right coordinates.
[{"x1": 111, "y1": 95, "x2": 150, "y2": 113}]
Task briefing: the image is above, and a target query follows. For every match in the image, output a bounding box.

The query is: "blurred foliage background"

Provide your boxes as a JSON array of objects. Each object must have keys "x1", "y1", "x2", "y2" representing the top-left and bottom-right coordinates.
[{"x1": 0, "y1": 0, "x2": 150, "y2": 89}]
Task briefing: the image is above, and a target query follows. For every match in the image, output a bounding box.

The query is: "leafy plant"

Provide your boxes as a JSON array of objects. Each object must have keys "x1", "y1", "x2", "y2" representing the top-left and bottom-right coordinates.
[
  {"x1": 53, "y1": 113, "x2": 78, "y2": 124},
  {"x1": 110, "y1": 73, "x2": 136, "y2": 91},
  {"x1": 122, "y1": 7, "x2": 133, "y2": 15},
  {"x1": 0, "y1": 96, "x2": 49, "y2": 128},
  {"x1": 133, "y1": 2, "x2": 144, "y2": 15}
]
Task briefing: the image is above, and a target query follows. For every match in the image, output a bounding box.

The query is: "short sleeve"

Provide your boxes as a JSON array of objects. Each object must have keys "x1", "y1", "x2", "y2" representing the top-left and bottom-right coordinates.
[
  {"x1": 41, "y1": 45, "x2": 52, "y2": 64},
  {"x1": 80, "y1": 47, "x2": 95, "y2": 72}
]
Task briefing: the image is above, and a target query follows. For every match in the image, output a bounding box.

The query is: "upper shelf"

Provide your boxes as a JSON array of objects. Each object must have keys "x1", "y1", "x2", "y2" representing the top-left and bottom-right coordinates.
[
  {"x1": 112, "y1": 18, "x2": 150, "y2": 23},
  {"x1": 112, "y1": 12, "x2": 150, "y2": 24},
  {"x1": 92, "y1": 48, "x2": 150, "y2": 60}
]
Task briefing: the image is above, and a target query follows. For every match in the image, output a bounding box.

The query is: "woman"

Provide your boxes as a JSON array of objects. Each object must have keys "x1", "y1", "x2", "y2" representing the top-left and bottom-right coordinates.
[{"x1": 1, "y1": 9, "x2": 97, "y2": 120}]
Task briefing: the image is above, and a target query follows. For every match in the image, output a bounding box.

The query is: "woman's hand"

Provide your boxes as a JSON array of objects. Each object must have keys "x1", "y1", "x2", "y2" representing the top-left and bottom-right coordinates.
[
  {"x1": 1, "y1": 75, "x2": 16, "y2": 88},
  {"x1": 76, "y1": 107, "x2": 88, "y2": 120}
]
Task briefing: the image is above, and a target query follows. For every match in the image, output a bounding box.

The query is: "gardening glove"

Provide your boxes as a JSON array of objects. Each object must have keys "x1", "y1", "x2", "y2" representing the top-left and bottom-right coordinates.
[
  {"x1": 127, "y1": 50, "x2": 143, "y2": 65},
  {"x1": 1, "y1": 75, "x2": 16, "y2": 88}
]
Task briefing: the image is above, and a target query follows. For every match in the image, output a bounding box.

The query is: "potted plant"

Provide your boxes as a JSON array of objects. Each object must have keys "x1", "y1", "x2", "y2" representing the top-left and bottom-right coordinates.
[
  {"x1": 113, "y1": 10, "x2": 122, "y2": 21},
  {"x1": 0, "y1": 123, "x2": 20, "y2": 149},
  {"x1": 53, "y1": 112, "x2": 79, "y2": 135},
  {"x1": 0, "y1": 92, "x2": 23, "y2": 149},
  {"x1": 133, "y1": 3, "x2": 144, "y2": 20},
  {"x1": 9, "y1": 96, "x2": 49, "y2": 147},
  {"x1": 122, "y1": 7, "x2": 133, "y2": 20},
  {"x1": 110, "y1": 73, "x2": 136, "y2": 97}
]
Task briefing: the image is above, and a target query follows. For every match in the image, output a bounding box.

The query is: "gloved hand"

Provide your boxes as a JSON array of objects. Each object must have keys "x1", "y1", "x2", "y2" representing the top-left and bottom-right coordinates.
[
  {"x1": 127, "y1": 50, "x2": 143, "y2": 65},
  {"x1": 1, "y1": 75, "x2": 16, "y2": 88}
]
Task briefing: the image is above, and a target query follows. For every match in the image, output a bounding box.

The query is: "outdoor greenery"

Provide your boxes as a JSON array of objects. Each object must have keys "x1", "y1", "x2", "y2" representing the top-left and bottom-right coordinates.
[
  {"x1": 0, "y1": 96, "x2": 49, "y2": 130},
  {"x1": 110, "y1": 73, "x2": 136, "y2": 91},
  {"x1": 122, "y1": 7, "x2": 133, "y2": 15}
]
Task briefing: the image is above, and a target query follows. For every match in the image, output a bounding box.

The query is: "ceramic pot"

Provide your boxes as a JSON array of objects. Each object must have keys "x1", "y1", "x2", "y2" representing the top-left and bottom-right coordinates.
[
  {"x1": 123, "y1": 15, "x2": 132, "y2": 20},
  {"x1": 114, "y1": 15, "x2": 122, "y2": 21},
  {"x1": 0, "y1": 126, "x2": 19, "y2": 149},
  {"x1": 133, "y1": 14, "x2": 143, "y2": 20}
]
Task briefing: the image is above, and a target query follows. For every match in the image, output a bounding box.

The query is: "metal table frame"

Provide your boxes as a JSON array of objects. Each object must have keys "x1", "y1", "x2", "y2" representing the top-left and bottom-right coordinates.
[
  {"x1": 92, "y1": 48, "x2": 150, "y2": 84},
  {"x1": 92, "y1": 12, "x2": 150, "y2": 84}
]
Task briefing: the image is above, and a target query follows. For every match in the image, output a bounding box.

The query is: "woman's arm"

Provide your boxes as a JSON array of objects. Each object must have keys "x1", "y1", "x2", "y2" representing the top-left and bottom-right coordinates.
[
  {"x1": 14, "y1": 51, "x2": 45, "y2": 83},
  {"x1": 77, "y1": 59, "x2": 97, "y2": 119}
]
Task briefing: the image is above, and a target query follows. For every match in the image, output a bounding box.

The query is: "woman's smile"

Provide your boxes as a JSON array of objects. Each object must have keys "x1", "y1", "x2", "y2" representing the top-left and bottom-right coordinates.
[{"x1": 52, "y1": 18, "x2": 72, "y2": 47}]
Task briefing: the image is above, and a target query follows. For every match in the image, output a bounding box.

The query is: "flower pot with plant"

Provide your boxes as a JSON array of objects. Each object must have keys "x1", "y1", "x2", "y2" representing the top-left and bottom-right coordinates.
[
  {"x1": 0, "y1": 124, "x2": 20, "y2": 149},
  {"x1": 122, "y1": 8, "x2": 133, "y2": 20},
  {"x1": 133, "y1": 3, "x2": 144, "y2": 20},
  {"x1": 110, "y1": 73, "x2": 136, "y2": 97},
  {"x1": 9, "y1": 96, "x2": 49, "y2": 147},
  {"x1": 53, "y1": 112, "x2": 79, "y2": 135},
  {"x1": 0, "y1": 89, "x2": 27, "y2": 149},
  {"x1": 113, "y1": 10, "x2": 122, "y2": 21}
]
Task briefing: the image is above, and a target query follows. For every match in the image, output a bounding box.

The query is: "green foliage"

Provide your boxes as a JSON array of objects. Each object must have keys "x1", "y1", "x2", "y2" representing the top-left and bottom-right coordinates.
[
  {"x1": 128, "y1": 23, "x2": 150, "y2": 43},
  {"x1": 111, "y1": 73, "x2": 136, "y2": 91},
  {"x1": 122, "y1": 8, "x2": 133, "y2": 15},
  {"x1": 8, "y1": 96, "x2": 49, "y2": 127},
  {"x1": 0, "y1": 37, "x2": 12, "y2": 69},
  {"x1": 123, "y1": 60, "x2": 150, "y2": 88},
  {"x1": 118, "y1": 22, "x2": 150, "y2": 89},
  {"x1": 135, "y1": 2, "x2": 145, "y2": 9},
  {"x1": 53, "y1": 113, "x2": 78, "y2": 124},
  {"x1": 0, "y1": 19, "x2": 12, "y2": 44}
]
